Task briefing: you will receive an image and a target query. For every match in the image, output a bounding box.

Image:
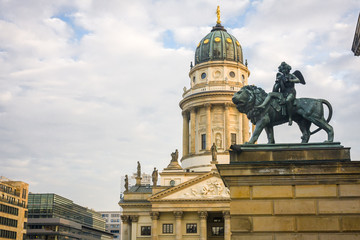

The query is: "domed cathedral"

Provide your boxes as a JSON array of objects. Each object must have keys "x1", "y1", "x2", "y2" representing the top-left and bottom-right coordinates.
[
  {"x1": 119, "y1": 8, "x2": 250, "y2": 240},
  {"x1": 180, "y1": 8, "x2": 250, "y2": 171}
]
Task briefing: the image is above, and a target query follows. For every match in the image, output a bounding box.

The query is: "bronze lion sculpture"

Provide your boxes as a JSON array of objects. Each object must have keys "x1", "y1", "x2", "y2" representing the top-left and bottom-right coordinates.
[{"x1": 232, "y1": 85, "x2": 334, "y2": 144}]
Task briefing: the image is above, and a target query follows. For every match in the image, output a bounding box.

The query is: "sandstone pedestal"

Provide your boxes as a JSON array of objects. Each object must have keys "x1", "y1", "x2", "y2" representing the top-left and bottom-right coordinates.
[{"x1": 217, "y1": 143, "x2": 360, "y2": 240}]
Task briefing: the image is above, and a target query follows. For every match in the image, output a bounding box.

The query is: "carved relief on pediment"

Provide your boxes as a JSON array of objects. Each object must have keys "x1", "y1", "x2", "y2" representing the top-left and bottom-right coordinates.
[{"x1": 181, "y1": 178, "x2": 230, "y2": 199}]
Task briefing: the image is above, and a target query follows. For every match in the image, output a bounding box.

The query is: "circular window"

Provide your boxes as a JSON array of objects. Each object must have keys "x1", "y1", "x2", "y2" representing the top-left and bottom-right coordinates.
[
  {"x1": 170, "y1": 180, "x2": 175, "y2": 186},
  {"x1": 201, "y1": 73, "x2": 207, "y2": 79},
  {"x1": 229, "y1": 71, "x2": 235, "y2": 78}
]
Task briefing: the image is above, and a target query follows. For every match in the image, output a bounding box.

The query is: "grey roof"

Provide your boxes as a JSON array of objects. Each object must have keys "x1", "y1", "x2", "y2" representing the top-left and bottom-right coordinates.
[{"x1": 128, "y1": 185, "x2": 153, "y2": 193}]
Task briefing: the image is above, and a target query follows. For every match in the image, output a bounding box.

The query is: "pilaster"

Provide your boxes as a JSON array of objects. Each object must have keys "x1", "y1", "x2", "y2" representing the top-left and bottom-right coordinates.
[
  {"x1": 224, "y1": 103, "x2": 231, "y2": 149},
  {"x1": 182, "y1": 111, "x2": 189, "y2": 157},
  {"x1": 190, "y1": 107, "x2": 196, "y2": 154},
  {"x1": 121, "y1": 215, "x2": 130, "y2": 240},
  {"x1": 174, "y1": 211, "x2": 183, "y2": 240},
  {"x1": 223, "y1": 211, "x2": 231, "y2": 240},
  {"x1": 130, "y1": 216, "x2": 139, "y2": 240},
  {"x1": 150, "y1": 212, "x2": 160, "y2": 240},
  {"x1": 198, "y1": 211, "x2": 208, "y2": 240},
  {"x1": 205, "y1": 103, "x2": 212, "y2": 151}
]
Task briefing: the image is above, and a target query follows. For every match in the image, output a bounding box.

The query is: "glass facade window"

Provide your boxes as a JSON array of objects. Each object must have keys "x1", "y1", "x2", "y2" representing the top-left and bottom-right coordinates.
[
  {"x1": 162, "y1": 224, "x2": 173, "y2": 234},
  {"x1": 28, "y1": 193, "x2": 105, "y2": 231},
  {"x1": 231, "y1": 133, "x2": 236, "y2": 145},
  {"x1": 201, "y1": 134, "x2": 206, "y2": 150},
  {"x1": 0, "y1": 203, "x2": 19, "y2": 216},
  {"x1": 211, "y1": 226, "x2": 224, "y2": 236},
  {"x1": 141, "y1": 226, "x2": 151, "y2": 236},
  {"x1": 0, "y1": 229, "x2": 17, "y2": 239},
  {"x1": 0, "y1": 216, "x2": 18, "y2": 227},
  {"x1": 186, "y1": 223, "x2": 197, "y2": 233}
]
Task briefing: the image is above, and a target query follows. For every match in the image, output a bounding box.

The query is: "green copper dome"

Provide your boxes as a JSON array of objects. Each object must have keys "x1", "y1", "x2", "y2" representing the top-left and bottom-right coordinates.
[{"x1": 195, "y1": 24, "x2": 243, "y2": 65}]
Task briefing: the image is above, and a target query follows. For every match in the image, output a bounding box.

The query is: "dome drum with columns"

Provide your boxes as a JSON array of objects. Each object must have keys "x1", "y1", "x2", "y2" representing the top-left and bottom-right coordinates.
[{"x1": 180, "y1": 18, "x2": 251, "y2": 172}]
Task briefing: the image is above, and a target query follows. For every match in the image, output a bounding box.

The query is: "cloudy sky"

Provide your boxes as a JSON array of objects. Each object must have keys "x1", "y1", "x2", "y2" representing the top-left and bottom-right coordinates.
[{"x1": 1, "y1": 0, "x2": 359, "y2": 211}]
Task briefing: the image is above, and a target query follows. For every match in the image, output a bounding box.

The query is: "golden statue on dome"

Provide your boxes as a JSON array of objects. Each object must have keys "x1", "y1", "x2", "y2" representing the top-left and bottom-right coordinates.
[{"x1": 216, "y1": 6, "x2": 221, "y2": 24}]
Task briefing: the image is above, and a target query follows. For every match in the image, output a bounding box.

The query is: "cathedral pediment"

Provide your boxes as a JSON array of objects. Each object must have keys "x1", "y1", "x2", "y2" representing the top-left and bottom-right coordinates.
[{"x1": 149, "y1": 171, "x2": 230, "y2": 201}]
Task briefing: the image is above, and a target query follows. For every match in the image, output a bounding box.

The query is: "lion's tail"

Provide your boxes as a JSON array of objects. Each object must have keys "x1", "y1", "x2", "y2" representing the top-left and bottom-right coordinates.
[{"x1": 310, "y1": 99, "x2": 333, "y2": 135}]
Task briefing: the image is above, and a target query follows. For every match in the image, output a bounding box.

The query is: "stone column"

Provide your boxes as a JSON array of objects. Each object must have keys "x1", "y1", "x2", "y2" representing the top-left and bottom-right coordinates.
[
  {"x1": 242, "y1": 114, "x2": 250, "y2": 142},
  {"x1": 224, "y1": 103, "x2": 231, "y2": 149},
  {"x1": 223, "y1": 211, "x2": 231, "y2": 240},
  {"x1": 150, "y1": 212, "x2": 160, "y2": 240},
  {"x1": 182, "y1": 111, "x2": 189, "y2": 157},
  {"x1": 190, "y1": 107, "x2": 196, "y2": 154},
  {"x1": 198, "y1": 211, "x2": 208, "y2": 240},
  {"x1": 205, "y1": 103, "x2": 212, "y2": 151},
  {"x1": 130, "y1": 216, "x2": 139, "y2": 240},
  {"x1": 174, "y1": 211, "x2": 183, "y2": 240},
  {"x1": 238, "y1": 112, "x2": 243, "y2": 144},
  {"x1": 121, "y1": 215, "x2": 130, "y2": 240}
]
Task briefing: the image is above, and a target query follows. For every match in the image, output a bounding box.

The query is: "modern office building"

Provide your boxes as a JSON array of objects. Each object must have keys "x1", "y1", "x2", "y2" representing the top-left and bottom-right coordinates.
[
  {"x1": 0, "y1": 176, "x2": 29, "y2": 240},
  {"x1": 99, "y1": 211, "x2": 121, "y2": 239},
  {"x1": 26, "y1": 193, "x2": 112, "y2": 240}
]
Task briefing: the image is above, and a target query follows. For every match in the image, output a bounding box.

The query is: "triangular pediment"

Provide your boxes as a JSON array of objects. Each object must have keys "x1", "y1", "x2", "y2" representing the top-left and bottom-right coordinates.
[{"x1": 149, "y1": 171, "x2": 230, "y2": 201}]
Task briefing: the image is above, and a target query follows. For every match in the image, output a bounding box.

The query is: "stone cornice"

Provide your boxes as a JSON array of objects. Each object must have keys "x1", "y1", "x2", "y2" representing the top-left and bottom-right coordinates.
[
  {"x1": 150, "y1": 198, "x2": 230, "y2": 203},
  {"x1": 217, "y1": 161, "x2": 360, "y2": 187},
  {"x1": 181, "y1": 151, "x2": 229, "y2": 162},
  {"x1": 180, "y1": 91, "x2": 236, "y2": 110},
  {"x1": 189, "y1": 60, "x2": 250, "y2": 76}
]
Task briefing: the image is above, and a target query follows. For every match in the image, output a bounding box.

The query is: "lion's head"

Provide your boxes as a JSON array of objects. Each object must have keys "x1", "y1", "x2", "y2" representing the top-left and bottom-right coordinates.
[
  {"x1": 232, "y1": 85, "x2": 268, "y2": 123},
  {"x1": 233, "y1": 85, "x2": 267, "y2": 112}
]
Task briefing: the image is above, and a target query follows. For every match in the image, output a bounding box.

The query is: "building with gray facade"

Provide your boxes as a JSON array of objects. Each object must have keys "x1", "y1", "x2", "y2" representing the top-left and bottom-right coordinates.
[{"x1": 26, "y1": 193, "x2": 112, "y2": 240}]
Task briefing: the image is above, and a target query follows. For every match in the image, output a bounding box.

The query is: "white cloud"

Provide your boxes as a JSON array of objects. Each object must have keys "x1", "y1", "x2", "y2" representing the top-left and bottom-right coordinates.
[{"x1": 0, "y1": 0, "x2": 359, "y2": 210}]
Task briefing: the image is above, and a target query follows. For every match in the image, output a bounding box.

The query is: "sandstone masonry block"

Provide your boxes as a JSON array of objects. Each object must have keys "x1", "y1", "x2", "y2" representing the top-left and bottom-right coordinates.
[
  {"x1": 253, "y1": 217, "x2": 295, "y2": 232},
  {"x1": 297, "y1": 216, "x2": 339, "y2": 231},
  {"x1": 230, "y1": 200, "x2": 273, "y2": 215},
  {"x1": 295, "y1": 185, "x2": 337, "y2": 198},
  {"x1": 230, "y1": 186, "x2": 250, "y2": 199},
  {"x1": 339, "y1": 184, "x2": 360, "y2": 197},
  {"x1": 318, "y1": 200, "x2": 360, "y2": 214},
  {"x1": 342, "y1": 216, "x2": 360, "y2": 231},
  {"x1": 230, "y1": 216, "x2": 251, "y2": 232},
  {"x1": 232, "y1": 234, "x2": 273, "y2": 240},
  {"x1": 319, "y1": 234, "x2": 360, "y2": 240},
  {"x1": 252, "y1": 186, "x2": 293, "y2": 198},
  {"x1": 275, "y1": 233, "x2": 318, "y2": 240},
  {"x1": 274, "y1": 200, "x2": 316, "y2": 215}
]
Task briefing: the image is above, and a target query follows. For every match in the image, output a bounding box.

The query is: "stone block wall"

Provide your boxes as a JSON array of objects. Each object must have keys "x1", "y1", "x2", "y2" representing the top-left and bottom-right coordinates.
[
  {"x1": 229, "y1": 184, "x2": 360, "y2": 239},
  {"x1": 217, "y1": 144, "x2": 360, "y2": 240}
]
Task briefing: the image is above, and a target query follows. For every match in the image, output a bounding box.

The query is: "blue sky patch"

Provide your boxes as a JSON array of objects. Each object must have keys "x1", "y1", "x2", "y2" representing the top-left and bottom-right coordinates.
[
  {"x1": 162, "y1": 29, "x2": 179, "y2": 49},
  {"x1": 52, "y1": 12, "x2": 90, "y2": 42}
]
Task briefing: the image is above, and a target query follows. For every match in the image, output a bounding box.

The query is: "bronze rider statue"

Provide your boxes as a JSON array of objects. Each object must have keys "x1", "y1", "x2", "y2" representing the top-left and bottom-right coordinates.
[{"x1": 257, "y1": 62, "x2": 305, "y2": 126}]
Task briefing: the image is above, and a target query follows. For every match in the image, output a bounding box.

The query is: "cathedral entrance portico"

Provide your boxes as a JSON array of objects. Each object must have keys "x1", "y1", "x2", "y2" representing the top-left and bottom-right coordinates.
[{"x1": 147, "y1": 210, "x2": 230, "y2": 240}]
